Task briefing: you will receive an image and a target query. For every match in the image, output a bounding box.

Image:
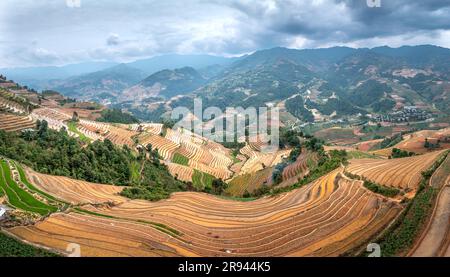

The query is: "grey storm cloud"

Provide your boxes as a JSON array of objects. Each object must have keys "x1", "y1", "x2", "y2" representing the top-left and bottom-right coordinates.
[
  {"x1": 341, "y1": 0, "x2": 450, "y2": 38},
  {"x1": 0, "y1": 0, "x2": 449, "y2": 67},
  {"x1": 227, "y1": 0, "x2": 450, "y2": 42}
]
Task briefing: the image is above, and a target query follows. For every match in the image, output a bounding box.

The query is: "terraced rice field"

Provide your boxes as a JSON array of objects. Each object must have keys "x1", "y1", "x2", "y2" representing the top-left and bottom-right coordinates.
[
  {"x1": 136, "y1": 123, "x2": 163, "y2": 134},
  {"x1": 314, "y1": 127, "x2": 360, "y2": 145},
  {"x1": 67, "y1": 121, "x2": 91, "y2": 143},
  {"x1": 9, "y1": 168, "x2": 402, "y2": 257},
  {"x1": 81, "y1": 170, "x2": 402, "y2": 256},
  {"x1": 0, "y1": 113, "x2": 35, "y2": 132},
  {"x1": 227, "y1": 167, "x2": 273, "y2": 196},
  {"x1": 430, "y1": 154, "x2": 450, "y2": 189},
  {"x1": 276, "y1": 151, "x2": 318, "y2": 189},
  {"x1": 0, "y1": 82, "x2": 17, "y2": 89},
  {"x1": 188, "y1": 160, "x2": 232, "y2": 180},
  {"x1": 393, "y1": 129, "x2": 450, "y2": 154},
  {"x1": 323, "y1": 146, "x2": 355, "y2": 152},
  {"x1": 177, "y1": 143, "x2": 210, "y2": 164},
  {"x1": 163, "y1": 129, "x2": 234, "y2": 176},
  {"x1": 172, "y1": 153, "x2": 189, "y2": 166},
  {"x1": 0, "y1": 96, "x2": 28, "y2": 114},
  {"x1": 166, "y1": 163, "x2": 194, "y2": 182},
  {"x1": 104, "y1": 126, "x2": 137, "y2": 148},
  {"x1": 369, "y1": 128, "x2": 450, "y2": 157},
  {"x1": 355, "y1": 139, "x2": 383, "y2": 152},
  {"x1": 8, "y1": 213, "x2": 183, "y2": 257},
  {"x1": 58, "y1": 107, "x2": 103, "y2": 121},
  {"x1": 31, "y1": 108, "x2": 73, "y2": 133},
  {"x1": 230, "y1": 154, "x2": 247, "y2": 174},
  {"x1": 0, "y1": 159, "x2": 57, "y2": 216},
  {"x1": 209, "y1": 151, "x2": 233, "y2": 170},
  {"x1": 346, "y1": 151, "x2": 382, "y2": 160},
  {"x1": 29, "y1": 111, "x2": 137, "y2": 148},
  {"x1": 192, "y1": 170, "x2": 215, "y2": 190},
  {"x1": 32, "y1": 108, "x2": 71, "y2": 122},
  {"x1": 410, "y1": 155, "x2": 450, "y2": 257},
  {"x1": 78, "y1": 119, "x2": 110, "y2": 134},
  {"x1": 346, "y1": 150, "x2": 445, "y2": 192},
  {"x1": 77, "y1": 125, "x2": 103, "y2": 141},
  {"x1": 239, "y1": 146, "x2": 291, "y2": 175},
  {"x1": 369, "y1": 147, "x2": 394, "y2": 157},
  {"x1": 247, "y1": 135, "x2": 269, "y2": 152},
  {"x1": 139, "y1": 133, "x2": 179, "y2": 160},
  {"x1": 13, "y1": 162, "x2": 61, "y2": 202},
  {"x1": 24, "y1": 168, "x2": 125, "y2": 205},
  {"x1": 164, "y1": 128, "x2": 233, "y2": 176},
  {"x1": 29, "y1": 119, "x2": 236, "y2": 182},
  {"x1": 282, "y1": 150, "x2": 311, "y2": 180}
]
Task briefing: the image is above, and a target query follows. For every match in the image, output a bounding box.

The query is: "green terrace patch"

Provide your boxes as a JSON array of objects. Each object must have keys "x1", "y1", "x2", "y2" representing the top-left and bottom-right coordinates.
[
  {"x1": 0, "y1": 160, "x2": 57, "y2": 215},
  {"x1": 217, "y1": 195, "x2": 258, "y2": 202},
  {"x1": 172, "y1": 152, "x2": 189, "y2": 166},
  {"x1": 192, "y1": 170, "x2": 214, "y2": 190},
  {"x1": 67, "y1": 121, "x2": 91, "y2": 143},
  {"x1": 137, "y1": 220, "x2": 182, "y2": 237},
  {"x1": 13, "y1": 161, "x2": 64, "y2": 204},
  {"x1": 73, "y1": 207, "x2": 116, "y2": 219}
]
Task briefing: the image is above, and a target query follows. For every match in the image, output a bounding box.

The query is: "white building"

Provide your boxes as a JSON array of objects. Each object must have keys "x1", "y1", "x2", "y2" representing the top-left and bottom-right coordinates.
[
  {"x1": 0, "y1": 207, "x2": 6, "y2": 219},
  {"x1": 0, "y1": 205, "x2": 7, "y2": 219}
]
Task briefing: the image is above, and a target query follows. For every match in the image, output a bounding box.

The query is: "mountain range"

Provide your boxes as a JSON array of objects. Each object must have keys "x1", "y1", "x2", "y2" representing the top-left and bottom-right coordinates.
[
  {"x1": 163, "y1": 45, "x2": 450, "y2": 124},
  {"x1": 2, "y1": 45, "x2": 449, "y2": 123},
  {"x1": 0, "y1": 54, "x2": 236, "y2": 97}
]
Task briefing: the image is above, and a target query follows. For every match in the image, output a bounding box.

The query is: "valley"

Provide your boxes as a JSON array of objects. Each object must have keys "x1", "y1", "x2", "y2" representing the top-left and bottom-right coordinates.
[{"x1": 1, "y1": 46, "x2": 450, "y2": 258}]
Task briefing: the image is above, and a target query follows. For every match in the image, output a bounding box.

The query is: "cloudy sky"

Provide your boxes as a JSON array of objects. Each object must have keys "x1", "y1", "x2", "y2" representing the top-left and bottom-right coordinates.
[{"x1": 1, "y1": 0, "x2": 449, "y2": 68}]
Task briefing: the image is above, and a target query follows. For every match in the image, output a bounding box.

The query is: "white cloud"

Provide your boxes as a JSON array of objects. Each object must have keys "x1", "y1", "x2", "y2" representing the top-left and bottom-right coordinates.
[{"x1": 0, "y1": 0, "x2": 449, "y2": 67}]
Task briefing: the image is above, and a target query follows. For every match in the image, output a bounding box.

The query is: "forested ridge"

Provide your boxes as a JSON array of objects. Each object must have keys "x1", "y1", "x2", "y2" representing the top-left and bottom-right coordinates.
[{"x1": 0, "y1": 120, "x2": 186, "y2": 201}]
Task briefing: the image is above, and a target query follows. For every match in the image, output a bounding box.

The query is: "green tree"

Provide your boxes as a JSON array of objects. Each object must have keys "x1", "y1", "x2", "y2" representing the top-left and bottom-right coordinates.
[{"x1": 211, "y1": 179, "x2": 227, "y2": 195}]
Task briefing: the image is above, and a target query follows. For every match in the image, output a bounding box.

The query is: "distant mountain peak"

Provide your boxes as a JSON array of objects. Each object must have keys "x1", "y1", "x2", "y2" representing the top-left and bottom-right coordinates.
[{"x1": 120, "y1": 66, "x2": 207, "y2": 102}]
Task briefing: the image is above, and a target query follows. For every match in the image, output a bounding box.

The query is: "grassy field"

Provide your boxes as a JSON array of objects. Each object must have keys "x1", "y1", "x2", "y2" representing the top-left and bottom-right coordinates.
[
  {"x1": 192, "y1": 170, "x2": 214, "y2": 190},
  {"x1": 0, "y1": 160, "x2": 56, "y2": 215},
  {"x1": 172, "y1": 153, "x2": 189, "y2": 166},
  {"x1": 67, "y1": 121, "x2": 91, "y2": 143}
]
